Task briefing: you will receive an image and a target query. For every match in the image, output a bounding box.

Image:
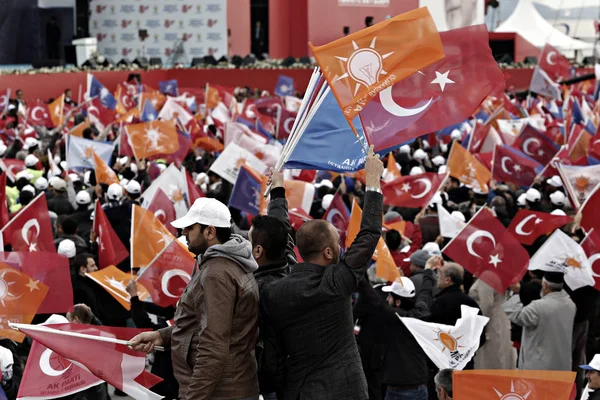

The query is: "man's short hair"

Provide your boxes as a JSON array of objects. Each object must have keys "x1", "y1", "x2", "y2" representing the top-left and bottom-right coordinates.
[
  {"x1": 385, "y1": 229, "x2": 401, "y2": 251},
  {"x1": 543, "y1": 278, "x2": 563, "y2": 291},
  {"x1": 199, "y1": 224, "x2": 231, "y2": 244},
  {"x1": 442, "y1": 262, "x2": 464, "y2": 286},
  {"x1": 435, "y1": 369, "x2": 453, "y2": 398},
  {"x1": 71, "y1": 304, "x2": 92, "y2": 324},
  {"x1": 251, "y1": 215, "x2": 288, "y2": 262},
  {"x1": 296, "y1": 220, "x2": 335, "y2": 261},
  {"x1": 58, "y1": 215, "x2": 78, "y2": 235}
]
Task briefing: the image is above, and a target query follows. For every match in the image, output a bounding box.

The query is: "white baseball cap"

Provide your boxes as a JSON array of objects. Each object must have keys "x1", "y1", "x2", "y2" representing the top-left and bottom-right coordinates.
[
  {"x1": 399, "y1": 145, "x2": 411, "y2": 154},
  {"x1": 321, "y1": 194, "x2": 334, "y2": 210},
  {"x1": 517, "y1": 193, "x2": 527, "y2": 207},
  {"x1": 422, "y1": 140, "x2": 430, "y2": 149},
  {"x1": 21, "y1": 185, "x2": 35, "y2": 195},
  {"x1": 171, "y1": 198, "x2": 232, "y2": 229},
  {"x1": 68, "y1": 173, "x2": 81, "y2": 182},
  {"x1": 34, "y1": 177, "x2": 48, "y2": 190},
  {"x1": 24, "y1": 154, "x2": 39, "y2": 167},
  {"x1": 429, "y1": 193, "x2": 443, "y2": 207},
  {"x1": 107, "y1": 183, "x2": 123, "y2": 201},
  {"x1": 53, "y1": 178, "x2": 67, "y2": 192},
  {"x1": 57, "y1": 239, "x2": 76, "y2": 259},
  {"x1": 451, "y1": 211, "x2": 466, "y2": 222},
  {"x1": 550, "y1": 191, "x2": 566, "y2": 206},
  {"x1": 525, "y1": 188, "x2": 541, "y2": 202},
  {"x1": 382, "y1": 278, "x2": 416, "y2": 298},
  {"x1": 125, "y1": 180, "x2": 141, "y2": 195},
  {"x1": 546, "y1": 175, "x2": 563, "y2": 188},
  {"x1": 422, "y1": 242, "x2": 442, "y2": 256},
  {"x1": 83, "y1": 170, "x2": 92, "y2": 186},
  {"x1": 450, "y1": 129, "x2": 462, "y2": 140},
  {"x1": 76, "y1": 190, "x2": 91, "y2": 205},
  {"x1": 24, "y1": 137, "x2": 39, "y2": 149},
  {"x1": 440, "y1": 143, "x2": 448, "y2": 153},
  {"x1": 413, "y1": 149, "x2": 427, "y2": 160},
  {"x1": 580, "y1": 354, "x2": 600, "y2": 371},
  {"x1": 409, "y1": 166, "x2": 424, "y2": 176},
  {"x1": 0, "y1": 142, "x2": 7, "y2": 156},
  {"x1": 432, "y1": 155, "x2": 445, "y2": 166},
  {"x1": 438, "y1": 165, "x2": 448, "y2": 174},
  {"x1": 16, "y1": 170, "x2": 32, "y2": 181},
  {"x1": 315, "y1": 179, "x2": 334, "y2": 189},
  {"x1": 551, "y1": 209, "x2": 567, "y2": 216}
]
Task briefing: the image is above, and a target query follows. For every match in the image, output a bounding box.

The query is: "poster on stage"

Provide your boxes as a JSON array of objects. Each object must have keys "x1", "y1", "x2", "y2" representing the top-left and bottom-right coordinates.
[
  {"x1": 89, "y1": 0, "x2": 227, "y2": 64},
  {"x1": 418, "y1": 0, "x2": 485, "y2": 31}
]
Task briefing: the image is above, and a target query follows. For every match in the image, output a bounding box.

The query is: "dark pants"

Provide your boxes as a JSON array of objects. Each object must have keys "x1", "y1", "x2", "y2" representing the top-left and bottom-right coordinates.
[
  {"x1": 573, "y1": 320, "x2": 589, "y2": 399},
  {"x1": 385, "y1": 386, "x2": 427, "y2": 400}
]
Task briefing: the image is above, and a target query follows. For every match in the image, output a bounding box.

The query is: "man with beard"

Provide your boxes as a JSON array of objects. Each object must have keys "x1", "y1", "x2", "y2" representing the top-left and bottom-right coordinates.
[
  {"x1": 262, "y1": 146, "x2": 384, "y2": 400},
  {"x1": 129, "y1": 197, "x2": 260, "y2": 400}
]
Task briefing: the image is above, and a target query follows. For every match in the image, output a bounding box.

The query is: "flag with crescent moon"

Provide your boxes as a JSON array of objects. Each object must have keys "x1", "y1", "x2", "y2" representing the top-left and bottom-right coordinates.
[
  {"x1": 580, "y1": 184, "x2": 600, "y2": 234},
  {"x1": 507, "y1": 210, "x2": 573, "y2": 246},
  {"x1": 492, "y1": 145, "x2": 543, "y2": 187},
  {"x1": 0, "y1": 193, "x2": 55, "y2": 253},
  {"x1": 382, "y1": 172, "x2": 447, "y2": 209},
  {"x1": 528, "y1": 229, "x2": 595, "y2": 291},
  {"x1": 83, "y1": 97, "x2": 117, "y2": 132},
  {"x1": 443, "y1": 207, "x2": 529, "y2": 294},
  {"x1": 86, "y1": 266, "x2": 151, "y2": 310},
  {"x1": 581, "y1": 230, "x2": 600, "y2": 291},
  {"x1": 136, "y1": 239, "x2": 195, "y2": 308},
  {"x1": 15, "y1": 323, "x2": 163, "y2": 400},
  {"x1": 361, "y1": 24, "x2": 505, "y2": 153},
  {"x1": 322, "y1": 192, "x2": 351, "y2": 248},
  {"x1": 398, "y1": 305, "x2": 489, "y2": 370},
  {"x1": 147, "y1": 188, "x2": 178, "y2": 236},
  {"x1": 513, "y1": 124, "x2": 559, "y2": 165},
  {"x1": 538, "y1": 44, "x2": 573, "y2": 83},
  {"x1": 93, "y1": 201, "x2": 129, "y2": 269},
  {"x1": 26, "y1": 99, "x2": 52, "y2": 127},
  {"x1": 310, "y1": 7, "x2": 444, "y2": 121}
]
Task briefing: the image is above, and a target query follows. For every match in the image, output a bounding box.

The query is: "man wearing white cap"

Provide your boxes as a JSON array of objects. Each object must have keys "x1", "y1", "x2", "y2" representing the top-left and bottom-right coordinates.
[
  {"x1": 130, "y1": 198, "x2": 261, "y2": 400},
  {"x1": 581, "y1": 355, "x2": 600, "y2": 399},
  {"x1": 549, "y1": 191, "x2": 566, "y2": 209},
  {"x1": 47, "y1": 178, "x2": 75, "y2": 216}
]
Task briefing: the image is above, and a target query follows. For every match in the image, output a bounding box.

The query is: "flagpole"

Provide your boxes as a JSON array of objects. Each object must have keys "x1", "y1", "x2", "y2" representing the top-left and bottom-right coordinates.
[
  {"x1": 134, "y1": 238, "x2": 176, "y2": 282},
  {"x1": 9, "y1": 322, "x2": 164, "y2": 351},
  {"x1": 440, "y1": 205, "x2": 489, "y2": 254},
  {"x1": 77, "y1": 84, "x2": 82, "y2": 105}
]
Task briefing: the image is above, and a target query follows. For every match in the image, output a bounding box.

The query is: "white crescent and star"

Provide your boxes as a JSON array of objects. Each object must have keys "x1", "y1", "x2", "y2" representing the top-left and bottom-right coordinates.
[
  {"x1": 589, "y1": 254, "x2": 600, "y2": 278},
  {"x1": 522, "y1": 138, "x2": 540, "y2": 157},
  {"x1": 501, "y1": 156, "x2": 514, "y2": 175},
  {"x1": 31, "y1": 106, "x2": 45, "y2": 121},
  {"x1": 39, "y1": 348, "x2": 71, "y2": 377},
  {"x1": 154, "y1": 209, "x2": 166, "y2": 222},
  {"x1": 546, "y1": 51, "x2": 557, "y2": 66},
  {"x1": 22, "y1": 219, "x2": 40, "y2": 251},
  {"x1": 284, "y1": 117, "x2": 295, "y2": 134},
  {"x1": 411, "y1": 178, "x2": 432, "y2": 199},
  {"x1": 161, "y1": 269, "x2": 191, "y2": 298},
  {"x1": 515, "y1": 214, "x2": 536, "y2": 235},
  {"x1": 466, "y1": 230, "x2": 497, "y2": 259}
]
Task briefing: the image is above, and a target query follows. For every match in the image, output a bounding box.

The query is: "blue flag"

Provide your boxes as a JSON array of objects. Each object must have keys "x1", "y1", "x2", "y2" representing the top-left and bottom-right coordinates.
[
  {"x1": 285, "y1": 90, "x2": 369, "y2": 172},
  {"x1": 588, "y1": 156, "x2": 600, "y2": 165},
  {"x1": 87, "y1": 74, "x2": 117, "y2": 110},
  {"x1": 159, "y1": 79, "x2": 178, "y2": 97},
  {"x1": 141, "y1": 100, "x2": 158, "y2": 122},
  {"x1": 67, "y1": 135, "x2": 114, "y2": 169},
  {"x1": 228, "y1": 166, "x2": 263, "y2": 215},
  {"x1": 572, "y1": 98, "x2": 584, "y2": 126},
  {"x1": 274, "y1": 75, "x2": 294, "y2": 97}
]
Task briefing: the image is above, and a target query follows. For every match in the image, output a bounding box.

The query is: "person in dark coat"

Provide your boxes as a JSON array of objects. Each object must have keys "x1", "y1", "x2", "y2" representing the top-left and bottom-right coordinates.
[
  {"x1": 47, "y1": 178, "x2": 75, "y2": 216},
  {"x1": 261, "y1": 147, "x2": 384, "y2": 400},
  {"x1": 248, "y1": 169, "x2": 296, "y2": 398},
  {"x1": 70, "y1": 253, "x2": 101, "y2": 318},
  {"x1": 54, "y1": 215, "x2": 89, "y2": 255}
]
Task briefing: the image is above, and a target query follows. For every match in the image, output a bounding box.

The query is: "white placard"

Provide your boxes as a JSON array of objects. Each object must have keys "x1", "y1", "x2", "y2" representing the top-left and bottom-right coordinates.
[
  {"x1": 209, "y1": 142, "x2": 268, "y2": 185},
  {"x1": 419, "y1": 0, "x2": 485, "y2": 32}
]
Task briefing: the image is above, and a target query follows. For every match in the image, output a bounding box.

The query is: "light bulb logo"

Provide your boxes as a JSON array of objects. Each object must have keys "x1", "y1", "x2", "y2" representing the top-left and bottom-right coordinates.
[
  {"x1": 335, "y1": 38, "x2": 394, "y2": 95},
  {"x1": 434, "y1": 329, "x2": 463, "y2": 353},
  {"x1": 493, "y1": 381, "x2": 532, "y2": 400}
]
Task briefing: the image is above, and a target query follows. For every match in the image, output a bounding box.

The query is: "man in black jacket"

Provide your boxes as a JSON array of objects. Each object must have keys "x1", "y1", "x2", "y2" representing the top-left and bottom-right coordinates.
[
  {"x1": 249, "y1": 169, "x2": 296, "y2": 398},
  {"x1": 355, "y1": 257, "x2": 438, "y2": 400},
  {"x1": 262, "y1": 146, "x2": 384, "y2": 400}
]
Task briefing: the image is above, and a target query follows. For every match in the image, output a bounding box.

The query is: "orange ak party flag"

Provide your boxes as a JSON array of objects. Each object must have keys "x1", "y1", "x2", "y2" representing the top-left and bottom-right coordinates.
[
  {"x1": 309, "y1": 7, "x2": 444, "y2": 120},
  {"x1": 384, "y1": 153, "x2": 401, "y2": 183},
  {"x1": 48, "y1": 94, "x2": 65, "y2": 127},
  {"x1": 0, "y1": 262, "x2": 49, "y2": 342},
  {"x1": 346, "y1": 200, "x2": 400, "y2": 282},
  {"x1": 85, "y1": 265, "x2": 150, "y2": 310},
  {"x1": 447, "y1": 141, "x2": 491, "y2": 191},
  {"x1": 125, "y1": 120, "x2": 179, "y2": 160},
  {"x1": 93, "y1": 151, "x2": 119, "y2": 185},
  {"x1": 69, "y1": 120, "x2": 90, "y2": 137},
  {"x1": 453, "y1": 370, "x2": 575, "y2": 400}
]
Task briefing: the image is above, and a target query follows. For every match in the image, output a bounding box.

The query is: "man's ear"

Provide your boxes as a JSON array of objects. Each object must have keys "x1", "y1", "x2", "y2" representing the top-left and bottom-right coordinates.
[
  {"x1": 252, "y1": 245, "x2": 263, "y2": 260},
  {"x1": 323, "y1": 247, "x2": 334, "y2": 261}
]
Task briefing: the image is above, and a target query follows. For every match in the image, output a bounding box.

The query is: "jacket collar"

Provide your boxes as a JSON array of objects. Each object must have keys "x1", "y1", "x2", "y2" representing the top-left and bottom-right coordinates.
[
  {"x1": 291, "y1": 263, "x2": 325, "y2": 274},
  {"x1": 436, "y1": 284, "x2": 462, "y2": 297},
  {"x1": 254, "y1": 260, "x2": 289, "y2": 277}
]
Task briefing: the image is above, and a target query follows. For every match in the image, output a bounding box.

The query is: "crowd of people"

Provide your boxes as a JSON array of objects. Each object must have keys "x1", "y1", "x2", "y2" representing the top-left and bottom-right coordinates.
[{"x1": 0, "y1": 75, "x2": 599, "y2": 400}]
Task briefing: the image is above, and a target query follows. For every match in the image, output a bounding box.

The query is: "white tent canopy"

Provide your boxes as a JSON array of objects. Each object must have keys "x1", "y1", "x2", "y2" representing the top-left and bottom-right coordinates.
[{"x1": 495, "y1": 0, "x2": 594, "y2": 57}]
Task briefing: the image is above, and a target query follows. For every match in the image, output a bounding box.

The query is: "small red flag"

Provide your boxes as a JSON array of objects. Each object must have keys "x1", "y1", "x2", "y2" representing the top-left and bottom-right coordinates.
[
  {"x1": 443, "y1": 207, "x2": 530, "y2": 293},
  {"x1": 581, "y1": 230, "x2": 600, "y2": 290},
  {"x1": 538, "y1": 44, "x2": 572, "y2": 82},
  {"x1": 0, "y1": 172, "x2": 8, "y2": 228},
  {"x1": 507, "y1": 209, "x2": 573, "y2": 246},
  {"x1": 382, "y1": 172, "x2": 446, "y2": 209},
  {"x1": 147, "y1": 188, "x2": 177, "y2": 236},
  {"x1": 492, "y1": 145, "x2": 542, "y2": 187},
  {"x1": 581, "y1": 185, "x2": 600, "y2": 233},
  {"x1": 1, "y1": 193, "x2": 55, "y2": 252},
  {"x1": 513, "y1": 124, "x2": 560, "y2": 165},
  {"x1": 322, "y1": 192, "x2": 350, "y2": 248},
  {"x1": 93, "y1": 201, "x2": 129, "y2": 269}
]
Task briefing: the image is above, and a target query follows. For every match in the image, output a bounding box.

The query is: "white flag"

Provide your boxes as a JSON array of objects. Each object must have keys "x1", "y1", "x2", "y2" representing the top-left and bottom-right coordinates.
[
  {"x1": 209, "y1": 142, "x2": 268, "y2": 185},
  {"x1": 530, "y1": 67, "x2": 561, "y2": 100},
  {"x1": 529, "y1": 229, "x2": 595, "y2": 290},
  {"x1": 556, "y1": 163, "x2": 600, "y2": 209},
  {"x1": 140, "y1": 164, "x2": 189, "y2": 218},
  {"x1": 437, "y1": 204, "x2": 465, "y2": 239},
  {"x1": 66, "y1": 135, "x2": 114, "y2": 170},
  {"x1": 158, "y1": 97, "x2": 194, "y2": 127},
  {"x1": 398, "y1": 305, "x2": 489, "y2": 370}
]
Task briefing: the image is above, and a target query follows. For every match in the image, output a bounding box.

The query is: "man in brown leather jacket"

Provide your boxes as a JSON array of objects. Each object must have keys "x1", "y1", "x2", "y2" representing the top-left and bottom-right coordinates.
[{"x1": 130, "y1": 197, "x2": 260, "y2": 400}]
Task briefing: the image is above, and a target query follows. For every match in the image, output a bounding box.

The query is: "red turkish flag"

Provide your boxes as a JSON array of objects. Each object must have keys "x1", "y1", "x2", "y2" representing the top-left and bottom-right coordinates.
[
  {"x1": 382, "y1": 172, "x2": 446, "y2": 209},
  {"x1": 185, "y1": 169, "x2": 205, "y2": 205},
  {"x1": 277, "y1": 108, "x2": 297, "y2": 140},
  {"x1": 26, "y1": 99, "x2": 53, "y2": 127},
  {"x1": 16, "y1": 323, "x2": 163, "y2": 400},
  {"x1": 443, "y1": 207, "x2": 530, "y2": 293},
  {"x1": 361, "y1": 24, "x2": 505, "y2": 152},
  {"x1": 93, "y1": 201, "x2": 129, "y2": 269},
  {"x1": 137, "y1": 239, "x2": 195, "y2": 307},
  {"x1": 468, "y1": 123, "x2": 492, "y2": 154},
  {"x1": 289, "y1": 208, "x2": 312, "y2": 231},
  {"x1": 255, "y1": 97, "x2": 282, "y2": 136},
  {"x1": 513, "y1": 124, "x2": 560, "y2": 165},
  {"x1": 147, "y1": 189, "x2": 177, "y2": 236},
  {"x1": 118, "y1": 127, "x2": 135, "y2": 158},
  {"x1": 85, "y1": 97, "x2": 116, "y2": 131},
  {"x1": 581, "y1": 230, "x2": 600, "y2": 290},
  {"x1": 538, "y1": 44, "x2": 572, "y2": 82},
  {"x1": 474, "y1": 152, "x2": 493, "y2": 172},
  {"x1": 590, "y1": 134, "x2": 600, "y2": 159},
  {"x1": 507, "y1": 210, "x2": 573, "y2": 246},
  {"x1": 18, "y1": 338, "x2": 104, "y2": 400},
  {"x1": 581, "y1": 184, "x2": 600, "y2": 233},
  {"x1": 0, "y1": 172, "x2": 8, "y2": 228},
  {"x1": 0, "y1": 251, "x2": 73, "y2": 313},
  {"x1": 322, "y1": 192, "x2": 350, "y2": 248},
  {"x1": 492, "y1": 145, "x2": 542, "y2": 186},
  {"x1": 1, "y1": 194, "x2": 55, "y2": 252},
  {"x1": 0, "y1": 158, "x2": 26, "y2": 182}
]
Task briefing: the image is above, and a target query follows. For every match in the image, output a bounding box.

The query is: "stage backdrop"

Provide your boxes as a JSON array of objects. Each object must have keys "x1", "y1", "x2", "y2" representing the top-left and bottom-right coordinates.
[{"x1": 89, "y1": 0, "x2": 227, "y2": 64}]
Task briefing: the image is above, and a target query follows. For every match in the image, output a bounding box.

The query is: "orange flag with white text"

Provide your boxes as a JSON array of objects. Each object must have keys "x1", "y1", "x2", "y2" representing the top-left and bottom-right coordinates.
[
  {"x1": 447, "y1": 141, "x2": 491, "y2": 191},
  {"x1": 453, "y1": 370, "x2": 575, "y2": 400},
  {"x1": 0, "y1": 262, "x2": 48, "y2": 342},
  {"x1": 48, "y1": 94, "x2": 65, "y2": 127},
  {"x1": 85, "y1": 265, "x2": 150, "y2": 310},
  {"x1": 309, "y1": 8, "x2": 444, "y2": 120},
  {"x1": 126, "y1": 120, "x2": 179, "y2": 160},
  {"x1": 93, "y1": 151, "x2": 119, "y2": 186},
  {"x1": 345, "y1": 200, "x2": 400, "y2": 282}
]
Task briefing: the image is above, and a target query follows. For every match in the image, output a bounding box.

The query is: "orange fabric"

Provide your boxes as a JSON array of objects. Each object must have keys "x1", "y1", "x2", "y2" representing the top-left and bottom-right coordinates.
[
  {"x1": 115, "y1": 107, "x2": 140, "y2": 124},
  {"x1": 126, "y1": 120, "x2": 179, "y2": 160},
  {"x1": 205, "y1": 84, "x2": 220, "y2": 109},
  {"x1": 309, "y1": 7, "x2": 444, "y2": 120},
  {"x1": 383, "y1": 219, "x2": 406, "y2": 235},
  {"x1": 283, "y1": 180, "x2": 311, "y2": 213},
  {"x1": 86, "y1": 265, "x2": 150, "y2": 310},
  {"x1": 194, "y1": 136, "x2": 224, "y2": 153},
  {"x1": 69, "y1": 120, "x2": 90, "y2": 138},
  {"x1": 241, "y1": 163, "x2": 268, "y2": 215},
  {"x1": 93, "y1": 151, "x2": 119, "y2": 186},
  {"x1": 386, "y1": 153, "x2": 401, "y2": 181},
  {"x1": 453, "y1": 370, "x2": 575, "y2": 400},
  {"x1": 48, "y1": 94, "x2": 64, "y2": 127},
  {"x1": 346, "y1": 199, "x2": 362, "y2": 248},
  {"x1": 447, "y1": 141, "x2": 491, "y2": 190},
  {"x1": 0, "y1": 262, "x2": 48, "y2": 342},
  {"x1": 141, "y1": 89, "x2": 167, "y2": 111},
  {"x1": 569, "y1": 129, "x2": 591, "y2": 162}
]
